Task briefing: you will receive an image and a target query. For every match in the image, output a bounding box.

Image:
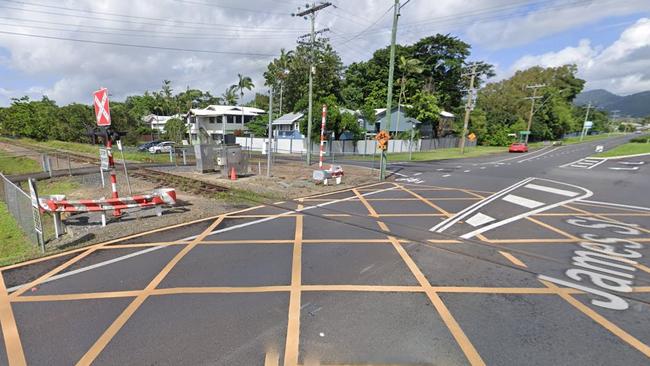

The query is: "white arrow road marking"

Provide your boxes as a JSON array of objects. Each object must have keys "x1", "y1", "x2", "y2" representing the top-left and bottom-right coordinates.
[
  {"x1": 502, "y1": 194, "x2": 544, "y2": 209},
  {"x1": 619, "y1": 161, "x2": 644, "y2": 165},
  {"x1": 465, "y1": 212, "x2": 496, "y2": 227},
  {"x1": 609, "y1": 167, "x2": 639, "y2": 171}
]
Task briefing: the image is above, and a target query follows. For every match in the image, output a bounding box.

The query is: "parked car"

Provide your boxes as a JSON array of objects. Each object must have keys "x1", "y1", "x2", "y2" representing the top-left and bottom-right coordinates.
[
  {"x1": 149, "y1": 141, "x2": 175, "y2": 154},
  {"x1": 138, "y1": 140, "x2": 161, "y2": 152},
  {"x1": 509, "y1": 142, "x2": 528, "y2": 153}
]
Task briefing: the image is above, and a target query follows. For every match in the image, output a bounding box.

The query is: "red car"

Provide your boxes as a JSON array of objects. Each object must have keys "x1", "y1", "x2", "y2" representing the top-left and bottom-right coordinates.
[{"x1": 509, "y1": 142, "x2": 528, "y2": 153}]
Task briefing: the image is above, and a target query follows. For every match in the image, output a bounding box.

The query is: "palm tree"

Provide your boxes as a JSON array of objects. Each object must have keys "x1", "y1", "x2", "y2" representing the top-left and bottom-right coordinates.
[
  {"x1": 235, "y1": 73, "x2": 254, "y2": 128},
  {"x1": 221, "y1": 85, "x2": 238, "y2": 105},
  {"x1": 396, "y1": 56, "x2": 424, "y2": 134}
]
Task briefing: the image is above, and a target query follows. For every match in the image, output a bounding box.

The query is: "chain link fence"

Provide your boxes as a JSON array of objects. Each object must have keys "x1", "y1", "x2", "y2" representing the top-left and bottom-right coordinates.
[{"x1": 0, "y1": 173, "x2": 45, "y2": 249}]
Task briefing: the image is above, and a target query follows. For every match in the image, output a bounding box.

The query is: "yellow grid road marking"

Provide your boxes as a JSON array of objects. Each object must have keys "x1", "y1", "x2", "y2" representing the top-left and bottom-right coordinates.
[
  {"x1": 387, "y1": 236, "x2": 485, "y2": 366},
  {"x1": 284, "y1": 215, "x2": 303, "y2": 366},
  {"x1": 498, "y1": 251, "x2": 528, "y2": 268},
  {"x1": 0, "y1": 271, "x2": 27, "y2": 365},
  {"x1": 353, "y1": 188, "x2": 379, "y2": 217},
  {"x1": 377, "y1": 221, "x2": 390, "y2": 232},
  {"x1": 76, "y1": 215, "x2": 226, "y2": 366},
  {"x1": 265, "y1": 349, "x2": 280, "y2": 366},
  {"x1": 396, "y1": 184, "x2": 451, "y2": 217},
  {"x1": 541, "y1": 280, "x2": 650, "y2": 358},
  {"x1": 525, "y1": 217, "x2": 579, "y2": 240}
]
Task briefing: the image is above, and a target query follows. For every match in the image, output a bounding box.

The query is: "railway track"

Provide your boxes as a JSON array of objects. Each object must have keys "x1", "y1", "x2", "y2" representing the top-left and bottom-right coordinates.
[{"x1": 130, "y1": 168, "x2": 230, "y2": 196}]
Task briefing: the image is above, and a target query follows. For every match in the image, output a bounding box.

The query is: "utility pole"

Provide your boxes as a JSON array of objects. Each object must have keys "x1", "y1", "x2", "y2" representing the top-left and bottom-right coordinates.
[
  {"x1": 524, "y1": 84, "x2": 545, "y2": 144},
  {"x1": 459, "y1": 63, "x2": 478, "y2": 154},
  {"x1": 380, "y1": 0, "x2": 410, "y2": 181},
  {"x1": 580, "y1": 101, "x2": 591, "y2": 141},
  {"x1": 294, "y1": 2, "x2": 331, "y2": 166},
  {"x1": 267, "y1": 87, "x2": 274, "y2": 177}
]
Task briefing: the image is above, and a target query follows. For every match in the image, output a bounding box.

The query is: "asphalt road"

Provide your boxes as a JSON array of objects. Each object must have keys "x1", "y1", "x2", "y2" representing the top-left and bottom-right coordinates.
[{"x1": 1, "y1": 135, "x2": 649, "y2": 365}]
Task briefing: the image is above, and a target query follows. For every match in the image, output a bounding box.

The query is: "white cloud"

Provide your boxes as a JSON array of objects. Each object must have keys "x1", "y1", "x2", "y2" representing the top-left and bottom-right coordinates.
[
  {"x1": 509, "y1": 18, "x2": 650, "y2": 95},
  {"x1": 1, "y1": 0, "x2": 649, "y2": 105},
  {"x1": 466, "y1": 0, "x2": 650, "y2": 50}
]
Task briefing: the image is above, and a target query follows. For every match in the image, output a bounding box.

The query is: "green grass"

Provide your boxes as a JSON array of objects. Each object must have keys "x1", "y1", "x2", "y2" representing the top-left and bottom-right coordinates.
[
  {"x1": 596, "y1": 141, "x2": 650, "y2": 157},
  {"x1": 214, "y1": 187, "x2": 281, "y2": 206},
  {"x1": 19, "y1": 177, "x2": 80, "y2": 196},
  {"x1": 0, "y1": 149, "x2": 42, "y2": 175},
  {"x1": 349, "y1": 146, "x2": 508, "y2": 162},
  {"x1": 0, "y1": 137, "x2": 171, "y2": 163},
  {"x1": 0, "y1": 202, "x2": 39, "y2": 266}
]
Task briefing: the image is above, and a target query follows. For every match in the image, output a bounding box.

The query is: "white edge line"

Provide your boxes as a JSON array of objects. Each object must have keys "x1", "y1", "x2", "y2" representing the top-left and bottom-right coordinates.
[
  {"x1": 482, "y1": 146, "x2": 551, "y2": 165},
  {"x1": 7, "y1": 245, "x2": 164, "y2": 293},
  {"x1": 578, "y1": 199, "x2": 650, "y2": 212},
  {"x1": 460, "y1": 180, "x2": 593, "y2": 239},
  {"x1": 516, "y1": 147, "x2": 560, "y2": 163},
  {"x1": 429, "y1": 177, "x2": 535, "y2": 233},
  {"x1": 587, "y1": 152, "x2": 650, "y2": 160},
  {"x1": 8, "y1": 186, "x2": 397, "y2": 292}
]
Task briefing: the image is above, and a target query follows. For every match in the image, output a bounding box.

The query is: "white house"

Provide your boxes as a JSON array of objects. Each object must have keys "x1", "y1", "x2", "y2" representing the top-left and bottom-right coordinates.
[
  {"x1": 187, "y1": 105, "x2": 265, "y2": 143},
  {"x1": 272, "y1": 112, "x2": 304, "y2": 139},
  {"x1": 142, "y1": 114, "x2": 186, "y2": 133}
]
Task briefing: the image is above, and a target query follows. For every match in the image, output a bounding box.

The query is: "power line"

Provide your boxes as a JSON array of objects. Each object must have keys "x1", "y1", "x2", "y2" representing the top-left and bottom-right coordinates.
[
  {"x1": 0, "y1": 30, "x2": 278, "y2": 57},
  {"x1": 0, "y1": 18, "x2": 302, "y2": 40},
  {"x1": 172, "y1": 0, "x2": 288, "y2": 15},
  {"x1": 0, "y1": 2, "x2": 304, "y2": 32},
  {"x1": 337, "y1": 3, "x2": 394, "y2": 45}
]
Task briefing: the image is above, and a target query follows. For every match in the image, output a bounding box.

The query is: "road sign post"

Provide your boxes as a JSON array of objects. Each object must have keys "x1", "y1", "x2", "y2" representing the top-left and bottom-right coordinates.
[
  {"x1": 94, "y1": 88, "x2": 121, "y2": 217},
  {"x1": 27, "y1": 178, "x2": 45, "y2": 252},
  {"x1": 319, "y1": 104, "x2": 327, "y2": 169}
]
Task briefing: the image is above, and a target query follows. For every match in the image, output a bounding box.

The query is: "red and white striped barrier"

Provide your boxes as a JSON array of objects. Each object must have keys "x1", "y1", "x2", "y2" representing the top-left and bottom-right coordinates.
[
  {"x1": 39, "y1": 188, "x2": 176, "y2": 229},
  {"x1": 40, "y1": 188, "x2": 176, "y2": 213}
]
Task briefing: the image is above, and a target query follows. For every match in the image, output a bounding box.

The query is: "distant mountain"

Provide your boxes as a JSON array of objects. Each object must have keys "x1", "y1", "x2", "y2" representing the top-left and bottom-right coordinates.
[{"x1": 574, "y1": 89, "x2": 650, "y2": 117}]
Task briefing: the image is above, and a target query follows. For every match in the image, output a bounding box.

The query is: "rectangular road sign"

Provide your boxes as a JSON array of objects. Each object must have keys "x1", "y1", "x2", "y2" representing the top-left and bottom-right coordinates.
[
  {"x1": 93, "y1": 88, "x2": 111, "y2": 126},
  {"x1": 99, "y1": 147, "x2": 109, "y2": 170},
  {"x1": 583, "y1": 121, "x2": 593, "y2": 129}
]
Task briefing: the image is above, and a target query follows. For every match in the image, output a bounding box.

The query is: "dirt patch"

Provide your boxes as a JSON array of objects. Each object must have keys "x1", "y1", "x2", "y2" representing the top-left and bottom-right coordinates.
[{"x1": 156, "y1": 158, "x2": 379, "y2": 200}]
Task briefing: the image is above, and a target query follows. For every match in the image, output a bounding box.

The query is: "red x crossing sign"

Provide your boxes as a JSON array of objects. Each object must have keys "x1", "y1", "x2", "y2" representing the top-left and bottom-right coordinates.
[{"x1": 93, "y1": 88, "x2": 111, "y2": 126}]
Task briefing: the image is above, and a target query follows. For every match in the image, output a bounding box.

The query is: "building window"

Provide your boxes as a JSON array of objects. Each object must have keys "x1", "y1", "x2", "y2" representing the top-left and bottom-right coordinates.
[{"x1": 209, "y1": 117, "x2": 216, "y2": 124}]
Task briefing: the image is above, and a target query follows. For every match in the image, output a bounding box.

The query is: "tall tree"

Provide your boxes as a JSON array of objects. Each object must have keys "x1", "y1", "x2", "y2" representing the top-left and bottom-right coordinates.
[
  {"x1": 221, "y1": 85, "x2": 238, "y2": 105},
  {"x1": 235, "y1": 73, "x2": 254, "y2": 128},
  {"x1": 394, "y1": 56, "x2": 424, "y2": 134}
]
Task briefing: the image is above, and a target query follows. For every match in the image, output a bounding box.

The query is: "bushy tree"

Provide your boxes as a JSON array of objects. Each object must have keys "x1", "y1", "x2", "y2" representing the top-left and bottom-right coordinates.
[{"x1": 164, "y1": 118, "x2": 187, "y2": 144}]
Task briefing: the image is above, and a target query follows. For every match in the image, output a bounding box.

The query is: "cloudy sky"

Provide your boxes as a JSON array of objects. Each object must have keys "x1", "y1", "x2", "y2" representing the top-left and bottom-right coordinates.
[{"x1": 1, "y1": 0, "x2": 649, "y2": 106}]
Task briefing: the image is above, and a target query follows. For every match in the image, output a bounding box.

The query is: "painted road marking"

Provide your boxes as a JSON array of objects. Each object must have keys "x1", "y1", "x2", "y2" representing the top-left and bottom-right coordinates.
[
  {"x1": 524, "y1": 183, "x2": 579, "y2": 197},
  {"x1": 619, "y1": 161, "x2": 644, "y2": 165},
  {"x1": 442, "y1": 174, "x2": 451, "y2": 177},
  {"x1": 432, "y1": 178, "x2": 593, "y2": 240},
  {"x1": 8, "y1": 185, "x2": 398, "y2": 293},
  {"x1": 560, "y1": 157, "x2": 606, "y2": 169},
  {"x1": 502, "y1": 194, "x2": 545, "y2": 209},
  {"x1": 609, "y1": 167, "x2": 639, "y2": 171},
  {"x1": 498, "y1": 251, "x2": 527, "y2": 268},
  {"x1": 460, "y1": 180, "x2": 592, "y2": 239},
  {"x1": 483, "y1": 146, "x2": 551, "y2": 165},
  {"x1": 465, "y1": 212, "x2": 495, "y2": 227},
  {"x1": 517, "y1": 146, "x2": 561, "y2": 163},
  {"x1": 431, "y1": 177, "x2": 535, "y2": 233},
  {"x1": 578, "y1": 200, "x2": 650, "y2": 212}
]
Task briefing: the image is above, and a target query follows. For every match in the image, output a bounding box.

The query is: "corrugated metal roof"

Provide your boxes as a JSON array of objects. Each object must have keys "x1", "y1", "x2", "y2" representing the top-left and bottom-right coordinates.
[{"x1": 272, "y1": 112, "x2": 304, "y2": 125}]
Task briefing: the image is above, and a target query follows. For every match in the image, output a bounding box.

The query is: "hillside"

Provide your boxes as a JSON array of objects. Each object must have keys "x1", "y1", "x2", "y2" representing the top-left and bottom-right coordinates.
[{"x1": 574, "y1": 89, "x2": 650, "y2": 117}]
